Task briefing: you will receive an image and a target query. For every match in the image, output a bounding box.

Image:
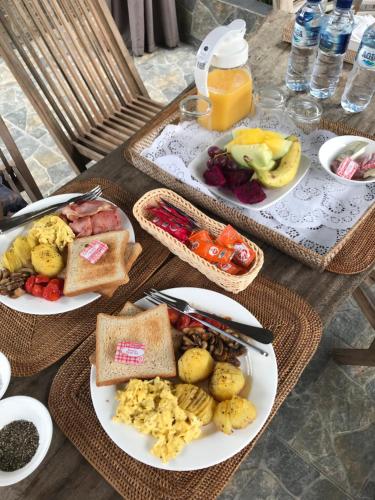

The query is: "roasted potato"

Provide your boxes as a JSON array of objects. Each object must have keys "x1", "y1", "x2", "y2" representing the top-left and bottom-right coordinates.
[
  {"x1": 209, "y1": 362, "x2": 245, "y2": 401},
  {"x1": 178, "y1": 348, "x2": 214, "y2": 383},
  {"x1": 175, "y1": 384, "x2": 216, "y2": 425},
  {"x1": 213, "y1": 396, "x2": 256, "y2": 435}
]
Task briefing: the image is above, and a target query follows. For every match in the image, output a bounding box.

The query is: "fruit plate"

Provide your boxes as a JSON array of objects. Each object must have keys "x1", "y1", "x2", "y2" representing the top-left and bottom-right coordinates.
[
  {"x1": 188, "y1": 133, "x2": 311, "y2": 211},
  {"x1": 0, "y1": 194, "x2": 135, "y2": 315},
  {"x1": 90, "y1": 287, "x2": 278, "y2": 471}
]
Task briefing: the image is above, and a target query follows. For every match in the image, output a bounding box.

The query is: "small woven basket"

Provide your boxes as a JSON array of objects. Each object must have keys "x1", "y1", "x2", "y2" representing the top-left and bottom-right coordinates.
[{"x1": 133, "y1": 188, "x2": 264, "y2": 293}]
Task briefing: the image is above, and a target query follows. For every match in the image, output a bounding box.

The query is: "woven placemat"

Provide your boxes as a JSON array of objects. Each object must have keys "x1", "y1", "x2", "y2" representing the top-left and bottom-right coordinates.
[
  {"x1": 327, "y1": 210, "x2": 375, "y2": 274},
  {"x1": 282, "y1": 19, "x2": 356, "y2": 64},
  {"x1": 0, "y1": 178, "x2": 169, "y2": 377},
  {"x1": 49, "y1": 257, "x2": 322, "y2": 500}
]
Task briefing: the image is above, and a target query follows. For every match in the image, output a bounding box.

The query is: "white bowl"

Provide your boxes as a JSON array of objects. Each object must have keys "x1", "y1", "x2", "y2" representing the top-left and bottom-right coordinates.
[
  {"x1": 319, "y1": 135, "x2": 375, "y2": 186},
  {"x1": 0, "y1": 352, "x2": 11, "y2": 399},
  {"x1": 0, "y1": 396, "x2": 53, "y2": 486}
]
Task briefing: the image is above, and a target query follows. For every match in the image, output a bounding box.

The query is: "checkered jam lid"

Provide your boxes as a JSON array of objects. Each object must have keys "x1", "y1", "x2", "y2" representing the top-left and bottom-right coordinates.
[
  {"x1": 80, "y1": 240, "x2": 108, "y2": 264},
  {"x1": 115, "y1": 342, "x2": 145, "y2": 365}
]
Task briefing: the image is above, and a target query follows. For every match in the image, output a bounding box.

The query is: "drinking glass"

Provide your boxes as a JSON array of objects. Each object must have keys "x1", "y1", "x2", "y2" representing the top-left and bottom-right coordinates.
[
  {"x1": 179, "y1": 95, "x2": 212, "y2": 128},
  {"x1": 286, "y1": 96, "x2": 322, "y2": 133}
]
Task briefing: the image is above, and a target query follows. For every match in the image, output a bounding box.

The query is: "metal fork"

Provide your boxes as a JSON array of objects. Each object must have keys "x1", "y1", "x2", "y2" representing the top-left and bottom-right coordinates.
[
  {"x1": 149, "y1": 289, "x2": 273, "y2": 344},
  {"x1": 0, "y1": 185, "x2": 102, "y2": 233},
  {"x1": 145, "y1": 293, "x2": 269, "y2": 357}
]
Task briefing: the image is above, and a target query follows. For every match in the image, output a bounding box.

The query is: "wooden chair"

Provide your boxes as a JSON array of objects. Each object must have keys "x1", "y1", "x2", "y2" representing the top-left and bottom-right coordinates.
[
  {"x1": 0, "y1": 0, "x2": 164, "y2": 174},
  {"x1": 332, "y1": 270, "x2": 375, "y2": 367},
  {"x1": 0, "y1": 115, "x2": 42, "y2": 202}
]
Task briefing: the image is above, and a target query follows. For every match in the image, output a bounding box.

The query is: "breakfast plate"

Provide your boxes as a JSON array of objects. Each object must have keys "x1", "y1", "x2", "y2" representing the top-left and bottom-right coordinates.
[
  {"x1": 189, "y1": 133, "x2": 311, "y2": 211},
  {"x1": 90, "y1": 287, "x2": 278, "y2": 471},
  {"x1": 0, "y1": 194, "x2": 135, "y2": 315}
]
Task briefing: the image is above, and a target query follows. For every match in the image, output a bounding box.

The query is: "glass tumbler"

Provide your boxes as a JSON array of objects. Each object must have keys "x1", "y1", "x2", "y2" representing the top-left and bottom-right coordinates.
[
  {"x1": 286, "y1": 96, "x2": 322, "y2": 133},
  {"x1": 179, "y1": 95, "x2": 212, "y2": 128},
  {"x1": 253, "y1": 85, "x2": 289, "y2": 129}
]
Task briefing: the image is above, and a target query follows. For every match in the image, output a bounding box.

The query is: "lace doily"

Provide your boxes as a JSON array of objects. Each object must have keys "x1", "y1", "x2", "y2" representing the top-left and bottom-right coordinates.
[{"x1": 142, "y1": 113, "x2": 375, "y2": 255}]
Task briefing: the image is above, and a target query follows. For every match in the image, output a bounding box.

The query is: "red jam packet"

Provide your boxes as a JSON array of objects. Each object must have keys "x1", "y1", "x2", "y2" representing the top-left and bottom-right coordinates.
[
  {"x1": 80, "y1": 240, "x2": 108, "y2": 264},
  {"x1": 232, "y1": 242, "x2": 256, "y2": 268},
  {"x1": 115, "y1": 341, "x2": 145, "y2": 365}
]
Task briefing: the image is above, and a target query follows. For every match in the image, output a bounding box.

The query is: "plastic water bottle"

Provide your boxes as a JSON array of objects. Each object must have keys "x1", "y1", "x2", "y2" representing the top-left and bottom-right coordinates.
[
  {"x1": 286, "y1": 0, "x2": 324, "y2": 91},
  {"x1": 341, "y1": 22, "x2": 375, "y2": 112},
  {"x1": 310, "y1": 0, "x2": 355, "y2": 99}
]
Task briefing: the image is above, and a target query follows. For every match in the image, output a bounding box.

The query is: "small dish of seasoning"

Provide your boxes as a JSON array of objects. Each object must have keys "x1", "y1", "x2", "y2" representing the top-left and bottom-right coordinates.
[
  {"x1": 0, "y1": 396, "x2": 53, "y2": 486},
  {"x1": 0, "y1": 352, "x2": 11, "y2": 399}
]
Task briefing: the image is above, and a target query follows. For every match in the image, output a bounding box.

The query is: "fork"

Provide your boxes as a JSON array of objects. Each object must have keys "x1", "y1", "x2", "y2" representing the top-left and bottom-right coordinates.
[
  {"x1": 145, "y1": 293, "x2": 269, "y2": 357},
  {"x1": 148, "y1": 289, "x2": 273, "y2": 344},
  {"x1": 0, "y1": 185, "x2": 102, "y2": 233}
]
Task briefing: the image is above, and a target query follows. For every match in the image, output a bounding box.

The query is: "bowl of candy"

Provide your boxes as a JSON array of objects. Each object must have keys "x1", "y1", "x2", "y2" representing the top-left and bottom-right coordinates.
[{"x1": 319, "y1": 135, "x2": 375, "y2": 186}]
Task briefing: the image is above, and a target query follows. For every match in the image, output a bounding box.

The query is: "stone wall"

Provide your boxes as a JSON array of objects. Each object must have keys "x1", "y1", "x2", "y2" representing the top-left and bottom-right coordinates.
[{"x1": 176, "y1": 0, "x2": 272, "y2": 46}]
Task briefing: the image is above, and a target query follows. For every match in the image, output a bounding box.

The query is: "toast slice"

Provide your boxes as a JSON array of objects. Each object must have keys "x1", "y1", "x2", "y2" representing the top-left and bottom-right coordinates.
[
  {"x1": 95, "y1": 303, "x2": 176, "y2": 386},
  {"x1": 89, "y1": 302, "x2": 182, "y2": 366},
  {"x1": 96, "y1": 243, "x2": 142, "y2": 297},
  {"x1": 63, "y1": 230, "x2": 129, "y2": 297}
]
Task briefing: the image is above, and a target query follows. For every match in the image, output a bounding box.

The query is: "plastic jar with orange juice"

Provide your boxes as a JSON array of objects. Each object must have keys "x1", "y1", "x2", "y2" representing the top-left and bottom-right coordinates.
[{"x1": 195, "y1": 20, "x2": 253, "y2": 132}]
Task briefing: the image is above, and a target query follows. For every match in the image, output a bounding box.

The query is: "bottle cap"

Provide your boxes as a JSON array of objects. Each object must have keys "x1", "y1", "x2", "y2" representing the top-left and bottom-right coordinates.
[{"x1": 336, "y1": 0, "x2": 353, "y2": 9}]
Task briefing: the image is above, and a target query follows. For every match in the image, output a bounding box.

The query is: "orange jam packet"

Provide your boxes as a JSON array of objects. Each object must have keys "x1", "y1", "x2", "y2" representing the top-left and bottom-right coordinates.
[
  {"x1": 190, "y1": 240, "x2": 234, "y2": 265},
  {"x1": 217, "y1": 261, "x2": 245, "y2": 275},
  {"x1": 188, "y1": 229, "x2": 213, "y2": 244},
  {"x1": 216, "y1": 225, "x2": 255, "y2": 268},
  {"x1": 215, "y1": 225, "x2": 241, "y2": 247}
]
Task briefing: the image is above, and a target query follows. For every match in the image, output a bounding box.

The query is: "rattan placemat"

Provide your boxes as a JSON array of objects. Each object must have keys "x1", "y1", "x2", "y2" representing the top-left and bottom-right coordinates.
[
  {"x1": 49, "y1": 257, "x2": 322, "y2": 500},
  {"x1": 0, "y1": 178, "x2": 169, "y2": 377},
  {"x1": 327, "y1": 210, "x2": 375, "y2": 274},
  {"x1": 282, "y1": 19, "x2": 356, "y2": 64}
]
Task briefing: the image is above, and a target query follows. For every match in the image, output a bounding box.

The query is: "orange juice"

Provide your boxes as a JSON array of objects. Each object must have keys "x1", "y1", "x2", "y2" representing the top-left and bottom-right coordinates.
[{"x1": 199, "y1": 68, "x2": 253, "y2": 131}]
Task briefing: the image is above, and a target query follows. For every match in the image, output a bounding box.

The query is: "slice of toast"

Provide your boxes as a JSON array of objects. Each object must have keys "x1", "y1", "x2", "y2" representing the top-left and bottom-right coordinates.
[
  {"x1": 63, "y1": 230, "x2": 129, "y2": 297},
  {"x1": 96, "y1": 243, "x2": 142, "y2": 297},
  {"x1": 89, "y1": 302, "x2": 182, "y2": 366},
  {"x1": 95, "y1": 303, "x2": 176, "y2": 386}
]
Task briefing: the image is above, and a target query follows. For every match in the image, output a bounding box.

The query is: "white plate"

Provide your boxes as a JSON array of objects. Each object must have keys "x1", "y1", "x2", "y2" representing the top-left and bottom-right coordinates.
[
  {"x1": 0, "y1": 194, "x2": 135, "y2": 315},
  {"x1": 189, "y1": 133, "x2": 311, "y2": 211},
  {"x1": 90, "y1": 287, "x2": 278, "y2": 471},
  {"x1": 0, "y1": 352, "x2": 11, "y2": 399},
  {"x1": 319, "y1": 135, "x2": 375, "y2": 186},
  {"x1": 0, "y1": 396, "x2": 53, "y2": 486}
]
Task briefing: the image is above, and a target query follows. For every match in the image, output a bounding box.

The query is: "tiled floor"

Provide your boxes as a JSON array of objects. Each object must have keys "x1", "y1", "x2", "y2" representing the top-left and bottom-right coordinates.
[{"x1": 1, "y1": 44, "x2": 374, "y2": 500}]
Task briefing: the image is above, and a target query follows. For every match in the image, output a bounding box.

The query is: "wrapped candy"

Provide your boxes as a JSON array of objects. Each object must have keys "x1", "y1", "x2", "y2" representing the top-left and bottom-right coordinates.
[{"x1": 335, "y1": 157, "x2": 360, "y2": 180}]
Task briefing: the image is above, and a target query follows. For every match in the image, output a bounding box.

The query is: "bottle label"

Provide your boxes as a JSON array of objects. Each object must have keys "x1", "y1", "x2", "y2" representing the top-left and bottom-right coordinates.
[
  {"x1": 357, "y1": 46, "x2": 375, "y2": 70},
  {"x1": 319, "y1": 31, "x2": 351, "y2": 54},
  {"x1": 293, "y1": 18, "x2": 321, "y2": 48}
]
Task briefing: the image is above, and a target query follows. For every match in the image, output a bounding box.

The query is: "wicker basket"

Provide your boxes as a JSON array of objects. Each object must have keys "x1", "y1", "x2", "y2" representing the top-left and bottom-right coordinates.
[{"x1": 133, "y1": 188, "x2": 264, "y2": 293}]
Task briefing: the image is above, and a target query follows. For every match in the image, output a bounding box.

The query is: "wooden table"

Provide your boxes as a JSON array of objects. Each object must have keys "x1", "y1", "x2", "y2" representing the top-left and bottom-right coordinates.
[{"x1": 3, "y1": 11, "x2": 375, "y2": 500}]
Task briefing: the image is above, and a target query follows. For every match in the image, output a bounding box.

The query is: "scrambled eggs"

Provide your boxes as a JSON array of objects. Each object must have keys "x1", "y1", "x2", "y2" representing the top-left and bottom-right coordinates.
[
  {"x1": 27, "y1": 215, "x2": 74, "y2": 252},
  {"x1": 113, "y1": 378, "x2": 202, "y2": 463}
]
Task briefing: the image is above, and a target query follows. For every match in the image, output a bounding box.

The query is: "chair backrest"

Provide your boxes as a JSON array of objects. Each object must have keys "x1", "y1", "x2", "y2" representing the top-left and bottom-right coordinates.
[
  {"x1": 0, "y1": 115, "x2": 42, "y2": 202},
  {"x1": 0, "y1": 0, "x2": 149, "y2": 170}
]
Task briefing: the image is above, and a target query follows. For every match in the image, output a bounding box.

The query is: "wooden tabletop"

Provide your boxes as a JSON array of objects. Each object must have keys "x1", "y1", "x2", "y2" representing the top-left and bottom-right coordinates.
[{"x1": 3, "y1": 11, "x2": 375, "y2": 500}]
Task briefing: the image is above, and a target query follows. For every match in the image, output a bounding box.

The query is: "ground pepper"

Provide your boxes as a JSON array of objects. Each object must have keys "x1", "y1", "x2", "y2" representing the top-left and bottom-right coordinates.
[{"x1": 0, "y1": 420, "x2": 39, "y2": 471}]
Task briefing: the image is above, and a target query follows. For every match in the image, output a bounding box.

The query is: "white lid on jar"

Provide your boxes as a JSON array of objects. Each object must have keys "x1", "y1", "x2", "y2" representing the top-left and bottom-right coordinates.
[{"x1": 212, "y1": 36, "x2": 249, "y2": 69}]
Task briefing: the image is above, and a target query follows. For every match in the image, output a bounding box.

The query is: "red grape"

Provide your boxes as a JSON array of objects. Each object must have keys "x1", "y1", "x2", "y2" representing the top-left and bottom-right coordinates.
[{"x1": 207, "y1": 146, "x2": 223, "y2": 158}]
